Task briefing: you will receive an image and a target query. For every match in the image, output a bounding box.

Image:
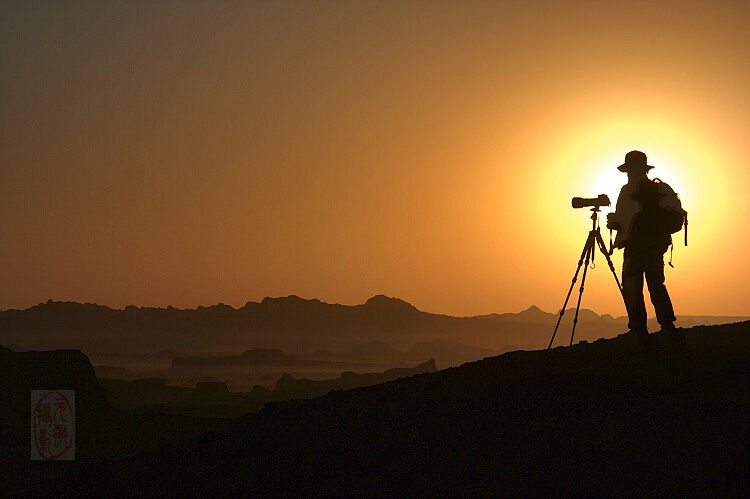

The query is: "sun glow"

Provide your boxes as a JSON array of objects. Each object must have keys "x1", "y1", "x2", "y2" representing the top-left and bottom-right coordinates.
[
  {"x1": 510, "y1": 101, "x2": 743, "y2": 316},
  {"x1": 537, "y1": 110, "x2": 731, "y2": 241}
]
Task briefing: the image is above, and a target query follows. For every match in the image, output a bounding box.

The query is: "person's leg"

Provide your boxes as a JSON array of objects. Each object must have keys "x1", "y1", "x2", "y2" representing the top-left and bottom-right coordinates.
[
  {"x1": 622, "y1": 254, "x2": 647, "y2": 332},
  {"x1": 644, "y1": 255, "x2": 676, "y2": 329}
]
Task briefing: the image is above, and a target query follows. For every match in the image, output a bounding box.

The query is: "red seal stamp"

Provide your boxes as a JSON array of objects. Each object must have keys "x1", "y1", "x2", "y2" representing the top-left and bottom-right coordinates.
[{"x1": 31, "y1": 390, "x2": 75, "y2": 460}]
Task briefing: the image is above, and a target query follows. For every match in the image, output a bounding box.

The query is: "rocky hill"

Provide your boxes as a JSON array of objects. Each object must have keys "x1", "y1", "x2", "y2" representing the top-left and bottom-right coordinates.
[
  {"x1": 0, "y1": 346, "x2": 112, "y2": 462},
  {"x1": 35, "y1": 320, "x2": 750, "y2": 497}
]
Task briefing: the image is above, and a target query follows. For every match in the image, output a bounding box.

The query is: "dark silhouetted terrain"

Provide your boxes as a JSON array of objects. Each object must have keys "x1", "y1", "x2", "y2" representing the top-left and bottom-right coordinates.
[
  {"x1": 5, "y1": 321, "x2": 748, "y2": 496},
  {"x1": 1, "y1": 346, "x2": 235, "y2": 489}
]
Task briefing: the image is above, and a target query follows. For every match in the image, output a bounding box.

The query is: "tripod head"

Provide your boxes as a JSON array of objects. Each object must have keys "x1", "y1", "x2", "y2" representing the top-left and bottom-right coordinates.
[
  {"x1": 571, "y1": 193, "x2": 610, "y2": 229},
  {"x1": 589, "y1": 205, "x2": 602, "y2": 227}
]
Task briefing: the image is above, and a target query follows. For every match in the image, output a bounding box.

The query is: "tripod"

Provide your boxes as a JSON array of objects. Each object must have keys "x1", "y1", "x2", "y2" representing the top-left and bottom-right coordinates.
[{"x1": 548, "y1": 206, "x2": 625, "y2": 349}]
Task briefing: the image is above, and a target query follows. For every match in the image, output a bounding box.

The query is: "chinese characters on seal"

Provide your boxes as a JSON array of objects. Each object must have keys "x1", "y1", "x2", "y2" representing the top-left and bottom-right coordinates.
[{"x1": 31, "y1": 390, "x2": 75, "y2": 460}]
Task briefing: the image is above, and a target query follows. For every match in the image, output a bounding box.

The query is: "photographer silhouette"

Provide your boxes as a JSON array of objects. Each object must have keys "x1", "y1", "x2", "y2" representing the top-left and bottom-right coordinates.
[{"x1": 607, "y1": 151, "x2": 686, "y2": 339}]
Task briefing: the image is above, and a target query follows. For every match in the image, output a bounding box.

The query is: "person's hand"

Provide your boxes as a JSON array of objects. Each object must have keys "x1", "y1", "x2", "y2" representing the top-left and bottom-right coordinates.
[{"x1": 606, "y1": 213, "x2": 620, "y2": 231}]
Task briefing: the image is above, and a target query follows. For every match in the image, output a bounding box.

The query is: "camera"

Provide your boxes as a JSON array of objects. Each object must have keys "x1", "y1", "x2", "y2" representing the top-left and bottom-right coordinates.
[{"x1": 571, "y1": 194, "x2": 610, "y2": 209}]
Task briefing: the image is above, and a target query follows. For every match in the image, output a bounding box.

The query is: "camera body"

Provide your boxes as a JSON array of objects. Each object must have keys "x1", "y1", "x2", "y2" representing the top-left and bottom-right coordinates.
[{"x1": 571, "y1": 194, "x2": 610, "y2": 209}]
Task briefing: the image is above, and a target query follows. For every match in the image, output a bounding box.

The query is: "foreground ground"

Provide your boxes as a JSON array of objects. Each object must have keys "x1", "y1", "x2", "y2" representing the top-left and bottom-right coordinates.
[{"x1": 6, "y1": 321, "x2": 749, "y2": 496}]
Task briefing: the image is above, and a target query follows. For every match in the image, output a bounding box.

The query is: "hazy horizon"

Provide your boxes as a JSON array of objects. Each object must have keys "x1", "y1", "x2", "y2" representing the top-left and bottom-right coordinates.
[{"x1": 6, "y1": 293, "x2": 749, "y2": 321}]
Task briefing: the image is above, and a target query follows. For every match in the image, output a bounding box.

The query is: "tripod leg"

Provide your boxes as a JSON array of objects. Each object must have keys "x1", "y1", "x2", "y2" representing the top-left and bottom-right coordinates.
[
  {"x1": 569, "y1": 240, "x2": 594, "y2": 346},
  {"x1": 548, "y1": 232, "x2": 595, "y2": 349},
  {"x1": 594, "y1": 230, "x2": 625, "y2": 299}
]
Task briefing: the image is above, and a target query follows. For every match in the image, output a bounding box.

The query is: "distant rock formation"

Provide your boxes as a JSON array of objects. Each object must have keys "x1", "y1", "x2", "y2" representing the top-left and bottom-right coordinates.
[{"x1": 98, "y1": 359, "x2": 439, "y2": 418}]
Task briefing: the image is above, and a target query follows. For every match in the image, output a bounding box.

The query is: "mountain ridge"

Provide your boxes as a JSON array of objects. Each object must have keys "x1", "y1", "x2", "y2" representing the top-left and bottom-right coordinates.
[{"x1": 2, "y1": 296, "x2": 747, "y2": 354}]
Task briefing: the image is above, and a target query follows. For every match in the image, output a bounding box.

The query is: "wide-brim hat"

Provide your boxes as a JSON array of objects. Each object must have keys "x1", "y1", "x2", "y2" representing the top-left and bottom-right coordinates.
[{"x1": 618, "y1": 150, "x2": 654, "y2": 172}]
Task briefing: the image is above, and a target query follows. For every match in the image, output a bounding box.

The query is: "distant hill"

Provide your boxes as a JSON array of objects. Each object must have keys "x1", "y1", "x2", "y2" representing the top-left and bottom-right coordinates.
[
  {"x1": 475, "y1": 305, "x2": 748, "y2": 327},
  {"x1": 1, "y1": 296, "x2": 747, "y2": 355},
  {"x1": 476, "y1": 304, "x2": 565, "y2": 323},
  {"x1": 0, "y1": 296, "x2": 548, "y2": 354},
  {"x1": 41, "y1": 320, "x2": 749, "y2": 497}
]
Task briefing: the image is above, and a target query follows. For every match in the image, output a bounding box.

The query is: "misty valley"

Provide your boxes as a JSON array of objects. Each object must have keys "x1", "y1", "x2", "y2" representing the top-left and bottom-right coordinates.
[{"x1": 90, "y1": 346, "x2": 448, "y2": 418}]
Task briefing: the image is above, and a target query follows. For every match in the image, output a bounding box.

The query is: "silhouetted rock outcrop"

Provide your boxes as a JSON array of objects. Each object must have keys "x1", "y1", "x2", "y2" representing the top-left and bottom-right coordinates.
[
  {"x1": 2, "y1": 347, "x2": 238, "y2": 494},
  {"x1": 0, "y1": 346, "x2": 112, "y2": 462}
]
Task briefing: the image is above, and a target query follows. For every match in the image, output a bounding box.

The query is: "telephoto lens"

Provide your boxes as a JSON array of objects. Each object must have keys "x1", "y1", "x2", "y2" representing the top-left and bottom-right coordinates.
[{"x1": 571, "y1": 194, "x2": 610, "y2": 209}]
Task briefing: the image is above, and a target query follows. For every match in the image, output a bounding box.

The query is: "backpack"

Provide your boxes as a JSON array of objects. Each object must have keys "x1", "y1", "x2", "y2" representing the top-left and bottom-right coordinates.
[
  {"x1": 652, "y1": 178, "x2": 688, "y2": 245},
  {"x1": 628, "y1": 179, "x2": 688, "y2": 262}
]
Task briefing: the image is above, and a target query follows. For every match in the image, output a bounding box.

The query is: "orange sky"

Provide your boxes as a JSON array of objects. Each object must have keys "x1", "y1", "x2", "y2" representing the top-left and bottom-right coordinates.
[{"x1": 1, "y1": 1, "x2": 748, "y2": 317}]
